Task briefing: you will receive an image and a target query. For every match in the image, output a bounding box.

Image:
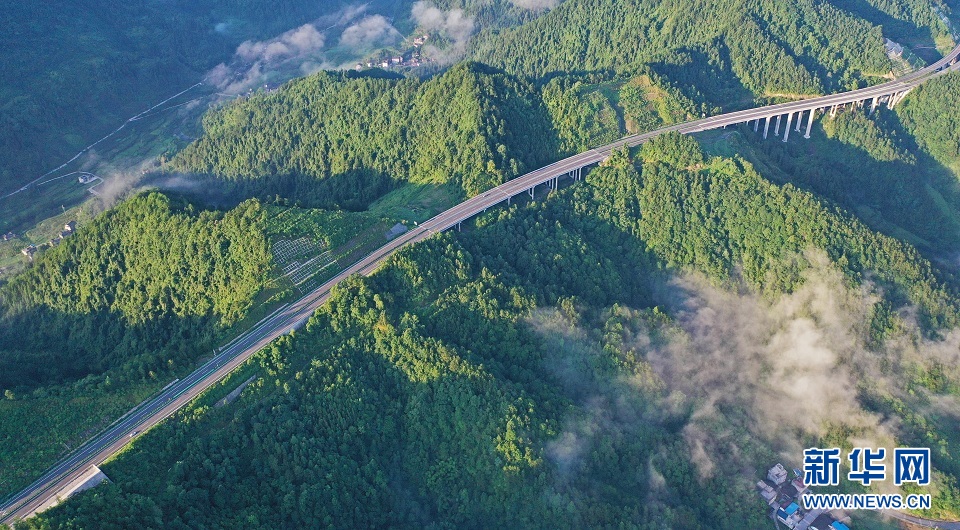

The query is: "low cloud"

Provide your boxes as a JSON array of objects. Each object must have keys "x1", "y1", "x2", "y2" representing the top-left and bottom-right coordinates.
[
  {"x1": 207, "y1": 23, "x2": 327, "y2": 94},
  {"x1": 509, "y1": 0, "x2": 560, "y2": 10},
  {"x1": 340, "y1": 15, "x2": 402, "y2": 48},
  {"x1": 328, "y1": 4, "x2": 369, "y2": 26},
  {"x1": 412, "y1": 1, "x2": 476, "y2": 63},
  {"x1": 237, "y1": 24, "x2": 326, "y2": 63},
  {"x1": 412, "y1": 1, "x2": 475, "y2": 43},
  {"x1": 205, "y1": 4, "x2": 381, "y2": 95},
  {"x1": 651, "y1": 257, "x2": 896, "y2": 475},
  {"x1": 534, "y1": 250, "x2": 959, "y2": 488},
  {"x1": 547, "y1": 397, "x2": 609, "y2": 476}
]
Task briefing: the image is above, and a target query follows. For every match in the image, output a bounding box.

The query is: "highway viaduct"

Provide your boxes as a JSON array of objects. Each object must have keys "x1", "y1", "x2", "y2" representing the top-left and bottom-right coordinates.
[{"x1": 2, "y1": 44, "x2": 959, "y2": 526}]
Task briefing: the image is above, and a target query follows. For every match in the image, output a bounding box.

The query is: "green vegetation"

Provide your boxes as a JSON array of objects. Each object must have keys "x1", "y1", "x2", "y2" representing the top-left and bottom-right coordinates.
[
  {"x1": 470, "y1": 0, "x2": 918, "y2": 95},
  {"x1": 367, "y1": 182, "x2": 460, "y2": 224},
  {"x1": 897, "y1": 71, "x2": 960, "y2": 172},
  {"x1": 6, "y1": 1, "x2": 960, "y2": 526},
  {"x1": 681, "y1": 73, "x2": 960, "y2": 262},
  {"x1": 173, "y1": 63, "x2": 559, "y2": 202},
  {"x1": 639, "y1": 132, "x2": 960, "y2": 329},
  {"x1": 0, "y1": 192, "x2": 272, "y2": 494},
  {"x1": 540, "y1": 74, "x2": 624, "y2": 154},
  {"x1": 18, "y1": 135, "x2": 960, "y2": 527},
  {"x1": 0, "y1": 203, "x2": 99, "y2": 284},
  {"x1": 12, "y1": 198, "x2": 762, "y2": 529},
  {"x1": 541, "y1": 70, "x2": 709, "y2": 155}
]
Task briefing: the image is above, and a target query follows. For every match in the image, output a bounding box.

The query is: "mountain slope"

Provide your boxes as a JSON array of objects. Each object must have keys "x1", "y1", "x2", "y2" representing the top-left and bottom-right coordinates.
[
  {"x1": 0, "y1": 192, "x2": 272, "y2": 495},
  {"x1": 470, "y1": 0, "x2": 954, "y2": 103},
  {"x1": 173, "y1": 63, "x2": 558, "y2": 203}
]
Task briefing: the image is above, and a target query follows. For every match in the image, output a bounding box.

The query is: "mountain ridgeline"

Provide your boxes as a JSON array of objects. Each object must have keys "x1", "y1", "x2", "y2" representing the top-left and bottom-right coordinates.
[
  {"x1": 173, "y1": 63, "x2": 559, "y2": 205},
  {"x1": 470, "y1": 0, "x2": 953, "y2": 105},
  {"x1": 0, "y1": 191, "x2": 270, "y2": 393}
]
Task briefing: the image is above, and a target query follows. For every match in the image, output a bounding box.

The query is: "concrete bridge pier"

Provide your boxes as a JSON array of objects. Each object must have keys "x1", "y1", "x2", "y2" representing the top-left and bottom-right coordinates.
[
  {"x1": 774, "y1": 115, "x2": 782, "y2": 136},
  {"x1": 898, "y1": 89, "x2": 909, "y2": 105},
  {"x1": 528, "y1": 187, "x2": 535, "y2": 198},
  {"x1": 889, "y1": 90, "x2": 910, "y2": 108},
  {"x1": 804, "y1": 108, "x2": 815, "y2": 139},
  {"x1": 795, "y1": 111, "x2": 802, "y2": 132},
  {"x1": 763, "y1": 116, "x2": 770, "y2": 139},
  {"x1": 754, "y1": 120, "x2": 759, "y2": 132},
  {"x1": 783, "y1": 112, "x2": 794, "y2": 142},
  {"x1": 871, "y1": 97, "x2": 879, "y2": 114},
  {"x1": 830, "y1": 105, "x2": 837, "y2": 118}
]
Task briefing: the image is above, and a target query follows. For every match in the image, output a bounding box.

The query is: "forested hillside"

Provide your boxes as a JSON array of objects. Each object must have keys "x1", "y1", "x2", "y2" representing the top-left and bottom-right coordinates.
[
  {"x1": 0, "y1": 192, "x2": 272, "y2": 495},
  {"x1": 173, "y1": 63, "x2": 558, "y2": 203},
  {"x1": 19, "y1": 135, "x2": 960, "y2": 528},
  {"x1": 896, "y1": 71, "x2": 960, "y2": 170},
  {"x1": 470, "y1": 0, "x2": 953, "y2": 104},
  {"x1": 637, "y1": 133, "x2": 960, "y2": 329},
  {"x1": 541, "y1": 69, "x2": 712, "y2": 155}
]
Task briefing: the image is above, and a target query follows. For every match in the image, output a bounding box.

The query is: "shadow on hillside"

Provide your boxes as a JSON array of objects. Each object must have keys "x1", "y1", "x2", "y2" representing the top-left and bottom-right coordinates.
[
  {"x1": 649, "y1": 44, "x2": 755, "y2": 112},
  {"x1": 148, "y1": 168, "x2": 401, "y2": 213},
  {"x1": 727, "y1": 109, "x2": 960, "y2": 262},
  {"x1": 831, "y1": 0, "x2": 940, "y2": 61},
  {"x1": 0, "y1": 306, "x2": 216, "y2": 394}
]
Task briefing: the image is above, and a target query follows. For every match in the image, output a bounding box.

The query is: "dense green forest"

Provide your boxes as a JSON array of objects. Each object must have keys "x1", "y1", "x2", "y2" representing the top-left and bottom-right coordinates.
[
  {"x1": 896, "y1": 71, "x2": 960, "y2": 170},
  {"x1": 670, "y1": 71, "x2": 960, "y2": 262},
  {"x1": 470, "y1": 0, "x2": 952, "y2": 102},
  {"x1": 173, "y1": 63, "x2": 558, "y2": 202},
  {"x1": 16, "y1": 136, "x2": 960, "y2": 529},
  {"x1": 637, "y1": 133, "x2": 960, "y2": 329},
  {"x1": 0, "y1": 192, "x2": 272, "y2": 495},
  {"x1": 541, "y1": 70, "x2": 712, "y2": 154}
]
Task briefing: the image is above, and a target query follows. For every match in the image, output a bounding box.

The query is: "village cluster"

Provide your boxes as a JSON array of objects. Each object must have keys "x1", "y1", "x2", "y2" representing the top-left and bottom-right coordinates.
[
  {"x1": 19, "y1": 221, "x2": 76, "y2": 261},
  {"x1": 356, "y1": 34, "x2": 431, "y2": 71},
  {"x1": 757, "y1": 463, "x2": 851, "y2": 530}
]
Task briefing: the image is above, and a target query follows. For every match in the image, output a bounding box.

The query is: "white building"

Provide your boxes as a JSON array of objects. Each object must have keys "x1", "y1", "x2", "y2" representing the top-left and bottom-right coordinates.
[{"x1": 768, "y1": 463, "x2": 789, "y2": 485}]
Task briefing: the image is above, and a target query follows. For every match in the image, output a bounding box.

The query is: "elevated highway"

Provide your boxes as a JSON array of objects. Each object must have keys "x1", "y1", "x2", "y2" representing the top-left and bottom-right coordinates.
[{"x1": 2, "y1": 43, "x2": 959, "y2": 525}]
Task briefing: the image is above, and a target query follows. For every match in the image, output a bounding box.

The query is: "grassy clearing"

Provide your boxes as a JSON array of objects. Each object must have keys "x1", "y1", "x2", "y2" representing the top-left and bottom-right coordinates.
[
  {"x1": 0, "y1": 183, "x2": 92, "y2": 237},
  {"x1": 367, "y1": 182, "x2": 459, "y2": 224}
]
